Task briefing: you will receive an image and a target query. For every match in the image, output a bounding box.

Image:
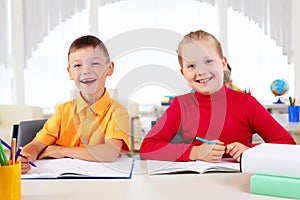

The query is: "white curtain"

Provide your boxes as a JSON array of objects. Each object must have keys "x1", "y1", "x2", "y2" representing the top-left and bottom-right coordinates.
[
  {"x1": 0, "y1": 0, "x2": 8, "y2": 66},
  {"x1": 23, "y1": 0, "x2": 87, "y2": 60},
  {"x1": 5, "y1": 0, "x2": 294, "y2": 65},
  {"x1": 228, "y1": 0, "x2": 293, "y2": 64}
]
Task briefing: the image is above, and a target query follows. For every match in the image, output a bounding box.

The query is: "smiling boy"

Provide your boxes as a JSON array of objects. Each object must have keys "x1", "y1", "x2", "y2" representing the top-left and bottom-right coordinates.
[{"x1": 20, "y1": 35, "x2": 129, "y2": 174}]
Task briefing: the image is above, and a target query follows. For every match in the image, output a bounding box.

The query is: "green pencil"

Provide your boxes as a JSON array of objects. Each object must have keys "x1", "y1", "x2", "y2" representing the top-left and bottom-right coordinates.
[
  {"x1": 289, "y1": 96, "x2": 293, "y2": 106},
  {"x1": 0, "y1": 140, "x2": 9, "y2": 166},
  {"x1": 0, "y1": 153, "x2": 4, "y2": 166}
]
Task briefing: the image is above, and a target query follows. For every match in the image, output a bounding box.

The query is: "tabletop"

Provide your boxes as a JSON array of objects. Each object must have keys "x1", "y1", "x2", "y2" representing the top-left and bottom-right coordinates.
[{"x1": 21, "y1": 160, "x2": 290, "y2": 200}]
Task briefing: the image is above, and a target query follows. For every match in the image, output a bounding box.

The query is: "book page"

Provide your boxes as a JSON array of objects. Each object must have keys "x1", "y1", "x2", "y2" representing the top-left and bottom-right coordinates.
[
  {"x1": 147, "y1": 158, "x2": 240, "y2": 175},
  {"x1": 198, "y1": 158, "x2": 240, "y2": 173},
  {"x1": 22, "y1": 157, "x2": 134, "y2": 179},
  {"x1": 241, "y1": 143, "x2": 300, "y2": 178}
]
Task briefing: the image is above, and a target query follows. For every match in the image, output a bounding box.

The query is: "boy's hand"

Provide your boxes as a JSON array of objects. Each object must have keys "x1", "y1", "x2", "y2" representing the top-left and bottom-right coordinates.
[
  {"x1": 226, "y1": 142, "x2": 250, "y2": 162},
  {"x1": 189, "y1": 140, "x2": 225, "y2": 162},
  {"x1": 19, "y1": 152, "x2": 32, "y2": 174},
  {"x1": 38, "y1": 146, "x2": 66, "y2": 159}
]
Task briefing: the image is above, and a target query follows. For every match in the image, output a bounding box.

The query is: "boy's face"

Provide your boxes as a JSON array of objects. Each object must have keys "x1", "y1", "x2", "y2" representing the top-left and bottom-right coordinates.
[
  {"x1": 180, "y1": 39, "x2": 226, "y2": 95},
  {"x1": 67, "y1": 46, "x2": 113, "y2": 99}
]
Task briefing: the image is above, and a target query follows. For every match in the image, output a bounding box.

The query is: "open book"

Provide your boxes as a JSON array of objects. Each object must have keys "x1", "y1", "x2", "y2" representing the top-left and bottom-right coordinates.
[
  {"x1": 241, "y1": 143, "x2": 300, "y2": 178},
  {"x1": 22, "y1": 157, "x2": 134, "y2": 179},
  {"x1": 147, "y1": 158, "x2": 240, "y2": 175}
]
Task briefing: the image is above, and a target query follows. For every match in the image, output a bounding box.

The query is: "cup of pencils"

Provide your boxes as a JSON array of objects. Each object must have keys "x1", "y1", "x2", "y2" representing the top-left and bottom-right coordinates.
[
  {"x1": 0, "y1": 139, "x2": 21, "y2": 200},
  {"x1": 288, "y1": 96, "x2": 299, "y2": 123}
]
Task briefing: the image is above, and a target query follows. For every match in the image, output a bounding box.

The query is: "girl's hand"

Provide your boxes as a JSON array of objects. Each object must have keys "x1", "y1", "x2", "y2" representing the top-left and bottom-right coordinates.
[
  {"x1": 226, "y1": 142, "x2": 250, "y2": 162},
  {"x1": 189, "y1": 140, "x2": 225, "y2": 162}
]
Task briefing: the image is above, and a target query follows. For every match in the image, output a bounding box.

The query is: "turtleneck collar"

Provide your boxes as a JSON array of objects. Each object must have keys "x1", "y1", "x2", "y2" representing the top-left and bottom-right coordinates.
[{"x1": 194, "y1": 84, "x2": 228, "y2": 103}]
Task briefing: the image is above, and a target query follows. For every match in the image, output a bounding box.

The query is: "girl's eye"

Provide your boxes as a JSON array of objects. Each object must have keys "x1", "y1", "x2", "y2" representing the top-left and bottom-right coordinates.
[
  {"x1": 187, "y1": 64, "x2": 196, "y2": 68},
  {"x1": 205, "y1": 59, "x2": 213, "y2": 65}
]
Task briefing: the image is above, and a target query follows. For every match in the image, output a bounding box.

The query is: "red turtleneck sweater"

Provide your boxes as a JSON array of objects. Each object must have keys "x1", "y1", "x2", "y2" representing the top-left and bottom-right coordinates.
[{"x1": 140, "y1": 86, "x2": 295, "y2": 161}]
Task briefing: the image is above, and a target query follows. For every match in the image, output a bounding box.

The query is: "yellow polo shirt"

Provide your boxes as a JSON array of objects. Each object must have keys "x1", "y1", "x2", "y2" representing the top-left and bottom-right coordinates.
[{"x1": 34, "y1": 89, "x2": 130, "y2": 152}]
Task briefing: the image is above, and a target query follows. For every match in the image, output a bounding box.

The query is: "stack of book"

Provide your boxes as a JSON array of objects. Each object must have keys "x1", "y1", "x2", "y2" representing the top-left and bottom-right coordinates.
[{"x1": 241, "y1": 143, "x2": 300, "y2": 199}]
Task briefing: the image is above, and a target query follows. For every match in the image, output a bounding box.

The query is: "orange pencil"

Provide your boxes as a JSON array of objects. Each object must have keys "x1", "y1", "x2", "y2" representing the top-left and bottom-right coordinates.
[{"x1": 11, "y1": 138, "x2": 16, "y2": 165}]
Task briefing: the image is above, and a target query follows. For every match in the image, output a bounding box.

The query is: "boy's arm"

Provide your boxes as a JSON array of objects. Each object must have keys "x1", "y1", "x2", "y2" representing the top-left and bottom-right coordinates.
[{"x1": 38, "y1": 138, "x2": 123, "y2": 162}]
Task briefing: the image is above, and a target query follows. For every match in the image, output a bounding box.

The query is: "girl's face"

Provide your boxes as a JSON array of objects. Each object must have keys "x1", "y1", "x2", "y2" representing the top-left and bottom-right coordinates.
[
  {"x1": 180, "y1": 39, "x2": 227, "y2": 95},
  {"x1": 67, "y1": 46, "x2": 113, "y2": 100}
]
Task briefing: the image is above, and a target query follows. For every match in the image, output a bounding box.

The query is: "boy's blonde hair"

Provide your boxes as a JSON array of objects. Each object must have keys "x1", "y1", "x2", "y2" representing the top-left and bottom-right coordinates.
[
  {"x1": 67, "y1": 35, "x2": 110, "y2": 64},
  {"x1": 177, "y1": 30, "x2": 224, "y2": 68}
]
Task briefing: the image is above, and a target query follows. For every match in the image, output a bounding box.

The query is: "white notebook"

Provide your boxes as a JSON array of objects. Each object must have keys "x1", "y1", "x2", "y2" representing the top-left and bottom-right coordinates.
[
  {"x1": 147, "y1": 158, "x2": 240, "y2": 175},
  {"x1": 22, "y1": 157, "x2": 134, "y2": 179}
]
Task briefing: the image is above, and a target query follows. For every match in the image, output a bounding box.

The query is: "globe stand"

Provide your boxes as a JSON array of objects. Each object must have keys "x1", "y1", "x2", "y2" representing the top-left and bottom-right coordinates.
[{"x1": 273, "y1": 97, "x2": 285, "y2": 104}]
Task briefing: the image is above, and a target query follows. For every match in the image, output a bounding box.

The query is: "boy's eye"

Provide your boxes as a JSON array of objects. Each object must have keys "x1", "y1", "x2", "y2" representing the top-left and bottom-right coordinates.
[
  {"x1": 73, "y1": 64, "x2": 81, "y2": 68},
  {"x1": 92, "y1": 62, "x2": 100, "y2": 66}
]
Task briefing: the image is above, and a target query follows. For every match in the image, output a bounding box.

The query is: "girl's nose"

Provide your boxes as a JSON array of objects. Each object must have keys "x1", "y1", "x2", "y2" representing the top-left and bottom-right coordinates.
[{"x1": 195, "y1": 64, "x2": 205, "y2": 74}]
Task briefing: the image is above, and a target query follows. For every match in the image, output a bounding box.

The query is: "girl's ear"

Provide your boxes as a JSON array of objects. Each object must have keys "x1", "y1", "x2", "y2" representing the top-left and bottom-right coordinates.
[
  {"x1": 222, "y1": 57, "x2": 228, "y2": 70},
  {"x1": 67, "y1": 66, "x2": 74, "y2": 80},
  {"x1": 180, "y1": 68, "x2": 184, "y2": 76},
  {"x1": 106, "y1": 62, "x2": 114, "y2": 76}
]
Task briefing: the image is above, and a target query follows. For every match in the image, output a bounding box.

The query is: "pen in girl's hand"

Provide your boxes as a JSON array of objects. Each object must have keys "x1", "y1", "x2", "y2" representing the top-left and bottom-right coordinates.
[{"x1": 195, "y1": 137, "x2": 217, "y2": 144}]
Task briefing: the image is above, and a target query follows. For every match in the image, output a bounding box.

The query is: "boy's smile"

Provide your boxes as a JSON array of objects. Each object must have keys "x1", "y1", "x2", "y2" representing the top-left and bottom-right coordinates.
[{"x1": 80, "y1": 78, "x2": 97, "y2": 84}]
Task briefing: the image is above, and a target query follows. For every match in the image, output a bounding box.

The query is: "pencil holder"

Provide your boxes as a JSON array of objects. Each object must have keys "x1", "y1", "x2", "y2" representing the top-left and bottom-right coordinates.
[
  {"x1": 0, "y1": 161, "x2": 21, "y2": 200},
  {"x1": 288, "y1": 105, "x2": 300, "y2": 123}
]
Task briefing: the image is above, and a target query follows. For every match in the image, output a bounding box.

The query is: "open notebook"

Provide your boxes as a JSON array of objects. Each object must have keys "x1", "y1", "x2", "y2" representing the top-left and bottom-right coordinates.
[
  {"x1": 22, "y1": 157, "x2": 134, "y2": 179},
  {"x1": 147, "y1": 158, "x2": 240, "y2": 175}
]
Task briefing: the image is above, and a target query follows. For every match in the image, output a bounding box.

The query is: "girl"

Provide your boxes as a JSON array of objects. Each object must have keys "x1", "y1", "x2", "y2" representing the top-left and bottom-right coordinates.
[{"x1": 140, "y1": 30, "x2": 295, "y2": 162}]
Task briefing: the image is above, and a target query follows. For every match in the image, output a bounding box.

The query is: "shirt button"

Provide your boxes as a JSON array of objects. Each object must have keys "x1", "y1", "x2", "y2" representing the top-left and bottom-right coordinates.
[
  {"x1": 88, "y1": 108, "x2": 92, "y2": 112},
  {"x1": 82, "y1": 139, "x2": 86, "y2": 144},
  {"x1": 86, "y1": 118, "x2": 90, "y2": 123}
]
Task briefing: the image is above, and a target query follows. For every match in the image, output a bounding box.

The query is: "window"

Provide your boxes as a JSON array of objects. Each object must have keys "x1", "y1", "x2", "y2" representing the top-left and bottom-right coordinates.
[{"x1": 21, "y1": 0, "x2": 293, "y2": 111}]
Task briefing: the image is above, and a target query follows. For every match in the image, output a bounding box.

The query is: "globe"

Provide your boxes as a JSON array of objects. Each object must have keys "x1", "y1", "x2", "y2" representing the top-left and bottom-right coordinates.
[{"x1": 270, "y1": 79, "x2": 289, "y2": 104}]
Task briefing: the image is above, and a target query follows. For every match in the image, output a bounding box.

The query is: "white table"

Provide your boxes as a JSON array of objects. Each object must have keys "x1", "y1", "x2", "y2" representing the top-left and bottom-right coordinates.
[
  {"x1": 272, "y1": 114, "x2": 300, "y2": 144},
  {"x1": 272, "y1": 114, "x2": 300, "y2": 132},
  {"x1": 22, "y1": 160, "x2": 290, "y2": 200},
  {"x1": 264, "y1": 104, "x2": 288, "y2": 114}
]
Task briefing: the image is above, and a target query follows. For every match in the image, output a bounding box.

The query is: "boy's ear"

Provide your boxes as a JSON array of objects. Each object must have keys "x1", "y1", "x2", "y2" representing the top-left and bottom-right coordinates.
[
  {"x1": 67, "y1": 66, "x2": 74, "y2": 80},
  {"x1": 106, "y1": 62, "x2": 114, "y2": 76}
]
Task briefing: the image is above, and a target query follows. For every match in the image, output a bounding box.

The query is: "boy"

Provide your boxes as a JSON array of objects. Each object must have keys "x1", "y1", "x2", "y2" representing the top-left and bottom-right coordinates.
[{"x1": 20, "y1": 35, "x2": 129, "y2": 174}]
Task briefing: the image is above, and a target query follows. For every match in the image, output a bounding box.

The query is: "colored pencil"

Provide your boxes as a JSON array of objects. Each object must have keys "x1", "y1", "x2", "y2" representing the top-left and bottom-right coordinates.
[
  {"x1": 11, "y1": 138, "x2": 16, "y2": 165},
  {"x1": 0, "y1": 140, "x2": 9, "y2": 166}
]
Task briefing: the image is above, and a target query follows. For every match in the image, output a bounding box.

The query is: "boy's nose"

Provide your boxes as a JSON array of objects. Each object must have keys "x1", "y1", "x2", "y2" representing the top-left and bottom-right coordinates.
[{"x1": 81, "y1": 64, "x2": 93, "y2": 74}]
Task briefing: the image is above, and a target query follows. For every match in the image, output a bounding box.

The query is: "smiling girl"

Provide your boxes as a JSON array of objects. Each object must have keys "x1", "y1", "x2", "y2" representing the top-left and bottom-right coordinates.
[{"x1": 140, "y1": 30, "x2": 295, "y2": 163}]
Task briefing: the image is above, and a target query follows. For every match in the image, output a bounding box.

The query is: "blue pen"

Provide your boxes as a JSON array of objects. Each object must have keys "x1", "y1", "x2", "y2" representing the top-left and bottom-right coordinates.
[
  {"x1": 195, "y1": 137, "x2": 217, "y2": 144},
  {"x1": 0, "y1": 139, "x2": 37, "y2": 167},
  {"x1": 15, "y1": 147, "x2": 22, "y2": 160}
]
